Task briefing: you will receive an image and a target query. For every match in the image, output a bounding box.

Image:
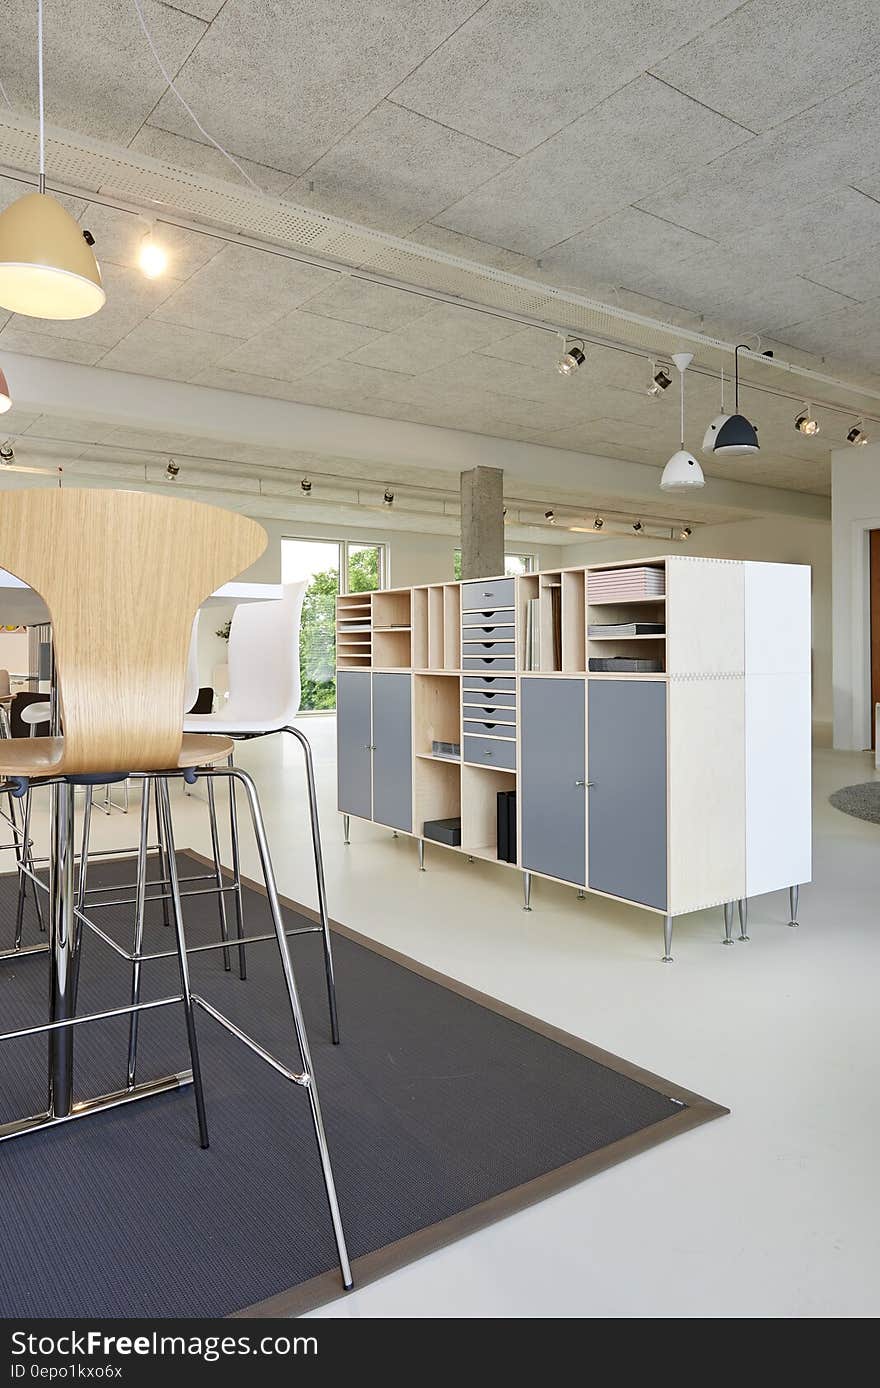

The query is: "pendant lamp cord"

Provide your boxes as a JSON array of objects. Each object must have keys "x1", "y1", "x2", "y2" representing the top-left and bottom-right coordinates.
[
  {"x1": 130, "y1": 0, "x2": 261, "y2": 193},
  {"x1": 37, "y1": 0, "x2": 45, "y2": 192},
  {"x1": 734, "y1": 343, "x2": 748, "y2": 413},
  {"x1": 680, "y1": 360, "x2": 685, "y2": 449}
]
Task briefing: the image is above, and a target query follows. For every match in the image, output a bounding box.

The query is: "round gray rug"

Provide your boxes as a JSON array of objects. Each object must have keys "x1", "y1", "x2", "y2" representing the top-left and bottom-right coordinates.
[{"x1": 829, "y1": 782, "x2": 880, "y2": 823}]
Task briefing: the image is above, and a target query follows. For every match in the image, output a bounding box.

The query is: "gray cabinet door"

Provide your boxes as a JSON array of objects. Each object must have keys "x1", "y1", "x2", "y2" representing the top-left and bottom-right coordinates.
[
  {"x1": 336, "y1": 671, "x2": 373, "y2": 819},
  {"x1": 588, "y1": 681, "x2": 667, "y2": 910},
  {"x1": 372, "y1": 673, "x2": 413, "y2": 832},
  {"x1": 520, "y1": 677, "x2": 586, "y2": 885}
]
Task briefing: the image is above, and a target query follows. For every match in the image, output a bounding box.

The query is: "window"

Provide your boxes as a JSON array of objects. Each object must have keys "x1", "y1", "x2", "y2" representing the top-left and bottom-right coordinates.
[
  {"x1": 453, "y1": 549, "x2": 537, "y2": 579},
  {"x1": 281, "y1": 538, "x2": 387, "y2": 711}
]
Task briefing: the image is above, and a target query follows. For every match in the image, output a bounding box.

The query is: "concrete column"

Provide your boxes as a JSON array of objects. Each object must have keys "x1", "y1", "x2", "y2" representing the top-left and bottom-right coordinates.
[{"x1": 460, "y1": 466, "x2": 504, "y2": 579}]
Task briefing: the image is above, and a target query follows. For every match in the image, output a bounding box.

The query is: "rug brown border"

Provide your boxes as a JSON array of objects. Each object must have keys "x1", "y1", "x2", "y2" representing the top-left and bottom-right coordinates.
[{"x1": 184, "y1": 850, "x2": 728, "y2": 1319}]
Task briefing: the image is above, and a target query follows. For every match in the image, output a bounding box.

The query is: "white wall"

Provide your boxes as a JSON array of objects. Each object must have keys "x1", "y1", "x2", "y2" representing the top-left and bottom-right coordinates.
[
  {"x1": 830, "y1": 443, "x2": 880, "y2": 750},
  {"x1": 558, "y1": 514, "x2": 832, "y2": 734}
]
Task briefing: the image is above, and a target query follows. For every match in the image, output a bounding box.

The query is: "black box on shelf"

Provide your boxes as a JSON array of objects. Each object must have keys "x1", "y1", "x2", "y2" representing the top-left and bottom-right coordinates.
[
  {"x1": 424, "y1": 817, "x2": 462, "y2": 847},
  {"x1": 496, "y1": 789, "x2": 517, "y2": 863}
]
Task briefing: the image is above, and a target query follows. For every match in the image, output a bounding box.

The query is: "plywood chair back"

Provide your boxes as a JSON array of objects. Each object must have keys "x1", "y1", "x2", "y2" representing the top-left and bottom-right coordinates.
[{"x1": 0, "y1": 489, "x2": 267, "y2": 774}]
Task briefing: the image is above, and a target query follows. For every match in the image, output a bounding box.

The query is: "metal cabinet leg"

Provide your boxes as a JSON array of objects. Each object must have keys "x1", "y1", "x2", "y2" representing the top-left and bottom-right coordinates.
[
  {"x1": 662, "y1": 914, "x2": 673, "y2": 962},
  {"x1": 522, "y1": 870, "x2": 532, "y2": 912},
  {"x1": 342, "y1": 813, "x2": 350, "y2": 846},
  {"x1": 738, "y1": 898, "x2": 750, "y2": 941},
  {"x1": 418, "y1": 838, "x2": 425, "y2": 871},
  {"x1": 722, "y1": 901, "x2": 735, "y2": 945},
  {"x1": 576, "y1": 888, "x2": 586, "y2": 900},
  {"x1": 788, "y1": 884, "x2": 799, "y2": 927}
]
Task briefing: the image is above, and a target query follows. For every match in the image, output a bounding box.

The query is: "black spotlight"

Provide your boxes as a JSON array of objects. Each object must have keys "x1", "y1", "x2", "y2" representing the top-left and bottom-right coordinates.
[
  {"x1": 557, "y1": 340, "x2": 586, "y2": 376},
  {"x1": 545, "y1": 509, "x2": 556, "y2": 524},
  {"x1": 593, "y1": 516, "x2": 604, "y2": 530},
  {"x1": 383, "y1": 489, "x2": 394, "y2": 506},
  {"x1": 301, "y1": 477, "x2": 312, "y2": 495},
  {"x1": 847, "y1": 422, "x2": 868, "y2": 446},
  {"x1": 165, "y1": 459, "x2": 180, "y2": 480},
  {"x1": 632, "y1": 519, "x2": 643, "y2": 533},
  {"x1": 648, "y1": 367, "x2": 672, "y2": 396}
]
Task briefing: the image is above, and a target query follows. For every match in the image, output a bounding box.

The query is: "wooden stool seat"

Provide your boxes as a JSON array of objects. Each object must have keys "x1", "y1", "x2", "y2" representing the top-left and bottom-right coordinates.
[{"x1": 0, "y1": 732, "x2": 234, "y2": 779}]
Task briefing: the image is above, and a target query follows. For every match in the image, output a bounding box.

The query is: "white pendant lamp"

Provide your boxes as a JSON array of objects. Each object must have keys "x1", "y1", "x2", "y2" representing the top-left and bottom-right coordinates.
[
  {"x1": 703, "y1": 343, "x2": 759, "y2": 456},
  {"x1": 661, "y1": 353, "x2": 705, "y2": 491},
  {"x1": 0, "y1": 2, "x2": 104, "y2": 319}
]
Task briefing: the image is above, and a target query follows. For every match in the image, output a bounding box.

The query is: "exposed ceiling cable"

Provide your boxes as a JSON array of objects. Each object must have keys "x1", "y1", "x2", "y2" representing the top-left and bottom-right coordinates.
[{"x1": 129, "y1": 0, "x2": 262, "y2": 193}]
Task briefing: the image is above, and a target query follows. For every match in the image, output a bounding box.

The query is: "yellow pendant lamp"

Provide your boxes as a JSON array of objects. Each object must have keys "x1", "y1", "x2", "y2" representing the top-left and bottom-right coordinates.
[{"x1": 0, "y1": 1, "x2": 105, "y2": 320}]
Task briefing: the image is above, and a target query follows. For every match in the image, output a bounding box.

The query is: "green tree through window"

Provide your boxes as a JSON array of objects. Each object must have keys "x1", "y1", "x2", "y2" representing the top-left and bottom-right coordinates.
[{"x1": 300, "y1": 545, "x2": 380, "y2": 711}]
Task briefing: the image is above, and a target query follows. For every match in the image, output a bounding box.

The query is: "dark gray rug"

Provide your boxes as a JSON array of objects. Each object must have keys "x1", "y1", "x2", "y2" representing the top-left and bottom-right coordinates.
[
  {"x1": 0, "y1": 851, "x2": 725, "y2": 1318},
  {"x1": 829, "y1": 782, "x2": 880, "y2": 823}
]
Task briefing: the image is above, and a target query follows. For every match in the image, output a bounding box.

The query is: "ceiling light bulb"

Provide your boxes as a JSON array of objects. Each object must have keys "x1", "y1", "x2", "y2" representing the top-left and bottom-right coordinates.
[
  {"x1": 679, "y1": 526, "x2": 692, "y2": 540},
  {"x1": 0, "y1": 367, "x2": 11, "y2": 414},
  {"x1": 301, "y1": 477, "x2": 312, "y2": 495},
  {"x1": 847, "y1": 422, "x2": 868, "y2": 446},
  {"x1": 139, "y1": 235, "x2": 168, "y2": 279},
  {"x1": 794, "y1": 404, "x2": 820, "y2": 436},
  {"x1": 165, "y1": 459, "x2": 180, "y2": 480},
  {"x1": 593, "y1": 516, "x2": 604, "y2": 530},
  {"x1": 557, "y1": 341, "x2": 585, "y2": 376},
  {"x1": 0, "y1": 193, "x2": 105, "y2": 319},
  {"x1": 383, "y1": 488, "x2": 394, "y2": 506}
]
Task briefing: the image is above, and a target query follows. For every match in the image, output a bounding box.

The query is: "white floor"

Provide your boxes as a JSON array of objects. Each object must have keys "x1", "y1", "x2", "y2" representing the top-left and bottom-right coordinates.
[{"x1": 23, "y1": 719, "x2": 880, "y2": 1318}]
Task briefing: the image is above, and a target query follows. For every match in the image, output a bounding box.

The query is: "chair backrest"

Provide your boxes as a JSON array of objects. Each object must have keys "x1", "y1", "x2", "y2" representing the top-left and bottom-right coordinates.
[
  {"x1": 0, "y1": 668, "x2": 9, "y2": 697},
  {"x1": 0, "y1": 489, "x2": 266, "y2": 773},
  {"x1": 184, "y1": 612, "x2": 200, "y2": 713},
  {"x1": 223, "y1": 582, "x2": 306, "y2": 727}
]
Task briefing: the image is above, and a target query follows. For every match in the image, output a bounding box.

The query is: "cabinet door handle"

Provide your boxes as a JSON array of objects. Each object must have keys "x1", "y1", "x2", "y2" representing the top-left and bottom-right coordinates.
[
  {"x1": 364, "y1": 743, "x2": 376, "y2": 751},
  {"x1": 574, "y1": 779, "x2": 594, "y2": 788}
]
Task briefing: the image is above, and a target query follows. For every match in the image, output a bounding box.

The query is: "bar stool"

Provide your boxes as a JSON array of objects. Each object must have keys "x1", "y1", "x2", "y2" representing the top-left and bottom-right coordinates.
[
  {"x1": 183, "y1": 582, "x2": 340, "y2": 1044},
  {"x1": 0, "y1": 488, "x2": 351, "y2": 1291}
]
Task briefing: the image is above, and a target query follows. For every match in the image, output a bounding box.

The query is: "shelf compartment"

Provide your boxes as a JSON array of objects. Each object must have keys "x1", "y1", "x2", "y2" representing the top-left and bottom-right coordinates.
[
  {"x1": 412, "y1": 587, "x2": 429, "y2": 671},
  {"x1": 461, "y1": 763, "x2": 517, "y2": 862},
  {"x1": 415, "y1": 756, "x2": 461, "y2": 836},
  {"x1": 414, "y1": 672, "x2": 461, "y2": 757},
  {"x1": 562, "y1": 569, "x2": 586, "y2": 672},
  {"x1": 443, "y1": 584, "x2": 461, "y2": 670},
  {"x1": 372, "y1": 629, "x2": 412, "y2": 669}
]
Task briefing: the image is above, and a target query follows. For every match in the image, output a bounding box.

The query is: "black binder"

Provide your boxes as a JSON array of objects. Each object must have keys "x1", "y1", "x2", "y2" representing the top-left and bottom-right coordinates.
[{"x1": 496, "y1": 789, "x2": 517, "y2": 863}]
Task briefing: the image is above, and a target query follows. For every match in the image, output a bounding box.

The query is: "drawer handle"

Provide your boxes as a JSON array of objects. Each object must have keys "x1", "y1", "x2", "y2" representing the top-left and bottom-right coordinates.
[{"x1": 482, "y1": 750, "x2": 494, "y2": 757}]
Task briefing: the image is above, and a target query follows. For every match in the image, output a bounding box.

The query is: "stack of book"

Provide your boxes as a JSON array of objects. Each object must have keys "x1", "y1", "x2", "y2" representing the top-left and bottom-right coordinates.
[
  {"x1": 588, "y1": 566, "x2": 665, "y2": 600},
  {"x1": 588, "y1": 621, "x2": 665, "y2": 637}
]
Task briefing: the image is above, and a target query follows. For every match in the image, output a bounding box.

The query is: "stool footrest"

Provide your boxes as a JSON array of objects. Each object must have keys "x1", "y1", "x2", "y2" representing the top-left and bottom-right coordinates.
[{"x1": 0, "y1": 1071, "x2": 193, "y2": 1143}]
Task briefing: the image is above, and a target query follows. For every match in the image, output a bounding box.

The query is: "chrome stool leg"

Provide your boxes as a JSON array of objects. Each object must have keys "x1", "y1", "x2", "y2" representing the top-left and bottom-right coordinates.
[
  {"x1": 227, "y1": 752, "x2": 247, "y2": 980},
  {"x1": 157, "y1": 778, "x2": 209, "y2": 1149},
  {"x1": 154, "y1": 779, "x2": 171, "y2": 928},
  {"x1": 48, "y1": 781, "x2": 78, "y2": 1118},
  {"x1": 126, "y1": 779, "x2": 153, "y2": 1090},
  {"x1": 206, "y1": 777, "x2": 232, "y2": 972},
  {"x1": 232, "y1": 767, "x2": 351, "y2": 1286},
  {"x1": 284, "y1": 726, "x2": 340, "y2": 1045},
  {"x1": 13, "y1": 787, "x2": 45, "y2": 947}
]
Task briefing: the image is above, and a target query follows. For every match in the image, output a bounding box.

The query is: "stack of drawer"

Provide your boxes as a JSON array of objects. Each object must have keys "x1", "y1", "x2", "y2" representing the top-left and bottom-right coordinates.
[{"x1": 461, "y1": 578, "x2": 517, "y2": 771}]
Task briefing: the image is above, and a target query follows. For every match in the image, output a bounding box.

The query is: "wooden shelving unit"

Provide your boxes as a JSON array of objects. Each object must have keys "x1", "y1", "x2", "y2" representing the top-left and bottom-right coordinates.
[
  {"x1": 336, "y1": 593, "x2": 373, "y2": 669},
  {"x1": 337, "y1": 556, "x2": 812, "y2": 959}
]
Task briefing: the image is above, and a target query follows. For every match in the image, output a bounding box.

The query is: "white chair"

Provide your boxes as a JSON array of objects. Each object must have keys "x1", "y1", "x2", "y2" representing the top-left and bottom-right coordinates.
[{"x1": 184, "y1": 583, "x2": 340, "y2": 1044}]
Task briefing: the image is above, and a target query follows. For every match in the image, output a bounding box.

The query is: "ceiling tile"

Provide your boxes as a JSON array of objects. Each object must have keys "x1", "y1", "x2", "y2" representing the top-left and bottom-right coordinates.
[
  {"x1": 0, "y1": 325, "x2": 105, "y2": 365},
  {"x1": 295, "y1": 359, "x2": 418, "y2": 398},
  {"x1": 286, "y1": 101, "x2": 514, "y2": 234},
  {"x1": 651, "y1": 0, "x2": 880, "y2": 133},
  {"x1": 97, "y1": 319, "x2": 244, "y2": 381},
  {"x1": 436, "y1": 75, "x2": 753, "y2": 254},
  {"x1": 6, "y1": 262, "x2": 183, "y2": 347},
  {"x1": 407, "y1": 223, "x2": 541, "y2": 277},
  {"x1": 160, "y1": 1, "x2": 226, "y2": 19},
  {"x1": 77, "y1": 202, "x2": 223, "y2": 281},
  {"x1": 226, "y1": 311, "x2": 382, "y2": 382},
  {"x1": 0, "y1": 0, "x2": 206, "y2": 144},
  {"x1": 806, "y1": 245, "x2": 880, "y2": 299},
  {"x1": 541, "y1": 208, "x2": 718, "y2": 291},
  {"x1": 22, "y1": 415, "x2": 119, "y2": 445},
  {"x1": 638, "y1": 71, "x2": 880, "y2": 239},
  {"x1": 721, "y1": 188, "x2": 880, "y2": 274},
  {"x1": 349, "y1": 301, "x2": 517, "y2": 374},
  {"x1": 298, "y1": 276, "x2": 437, "y2": 333},
  {"x1": 127, "y1": 126, "x2": 295, "y2": 196},
  {"x1": 150, "y1": 243, "x2": 337, "y2": 337},
  {"x1": 146, "y1": 0, "x2": 486, "y2": 172},
  {"x1": 391, "y1": 0, "x2": 744, "y2": 155},
  {"x1": 189, "y1": 367, "x2": 331, "y2": 402},
  {"x1": 773, "y1": 298, "x2": 880, "y2": 370}
]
